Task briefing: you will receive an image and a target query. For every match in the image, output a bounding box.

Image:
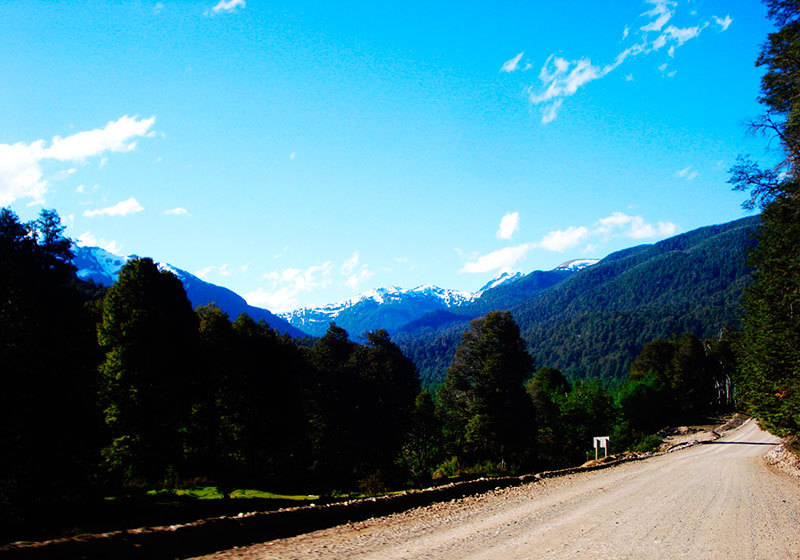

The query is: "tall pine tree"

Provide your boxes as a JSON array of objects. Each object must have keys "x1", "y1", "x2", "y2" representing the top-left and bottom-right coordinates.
[{"x1": 730, "y1": 0, "x2": 800, "y2": 438}]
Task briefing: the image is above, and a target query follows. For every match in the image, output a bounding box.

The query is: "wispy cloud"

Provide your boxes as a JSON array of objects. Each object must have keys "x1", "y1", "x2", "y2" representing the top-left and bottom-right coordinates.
[
  {"x1": 340, "y1": 251, "x2": 374, "y2": 291},
  {"x1": 538, "y1": 225, "x2": 590, "y2": 252},
  {"x1": 514, "y1": 0, "x2": 715, "y2": 123},
  {"x1": 713, "y1": 15, "x2": 732, "y2": 32},
  {"x1": 246, "y1": 261, "x2": 334, "y2": 313},
  {"x1": 641, "y1": 0, "x2": 675, "y2": 32},
  {"x1": 496, "y1": 211, "x2": 520, "y2": 240},
  {"x1": 595, "y1": 212, "x2": 677, "y2": 239},
  {"x1": 341, "y1": 251, "x2": 360, "y2": 276},
  {"x1": 675, "y1": 166, "x2": 698, "y2": 180},
  {"x1": 209, "y1": 0, "x2": 245, "y2": 14},
  {"x1": 195, "y1": 263, "x2": 247, "y2": 278},
  {"x1": 460, "y1": 243, "x2": 536, "y2": 274},
  {"x1": 500, "y1": 52, "x2": 525, "y2": 73},
  {"x1": 164, "y1": 207, "x2": 189, "y2": 215},
  {"x1": 461, "y1": 212, "x2": 678, "y2": 275},
  {"x1": 84, "y1": 197, "x2": 144, "y2": 217},
  {"x1": 76, "y1": 231, "x2": 123, "y2": 254},
  {"x1": 0, "y1": 115, "x2": 156, "y2": 205},
  {"x1": 153, "y1": 2, "x2": 164, "y2": 15}
]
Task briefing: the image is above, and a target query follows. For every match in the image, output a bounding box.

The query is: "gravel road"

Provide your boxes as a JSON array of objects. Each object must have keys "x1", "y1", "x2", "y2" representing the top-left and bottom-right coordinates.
[{"x1": 191, "y1": 419, "x2": 800, "y2": 559}]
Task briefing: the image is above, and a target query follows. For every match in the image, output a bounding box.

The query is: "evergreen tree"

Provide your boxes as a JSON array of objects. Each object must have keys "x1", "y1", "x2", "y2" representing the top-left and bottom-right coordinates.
[
  {"x1": 401, "y1": 390, "x2": 444, "y2": 485},
  {"x1": 97, "y1": 257, "x2": 199, "y2": 486},
  {"x1": 729, "y1": 0, "x2": 800, "y2": 438},
  {"x1": 306, "y1": 323, "x2": 360, "y2": 490},
  {"x1": 349, "y1": 329, "x2": 420, "y2": 486},
  {"x1": 0, "y1": 208, "x2": 101, "y2": 530},
  {"x1": 438, "y1": 311, "x2": 536, "y2": 471},
  {"x1": 526, "y1": 367, "x2": 569, "y2": 468}
]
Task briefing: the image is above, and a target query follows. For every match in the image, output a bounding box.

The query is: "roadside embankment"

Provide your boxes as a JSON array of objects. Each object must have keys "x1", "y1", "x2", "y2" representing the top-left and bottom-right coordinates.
[{"x1": 0, "y1": 414, "x2": 770, "y2": 560}]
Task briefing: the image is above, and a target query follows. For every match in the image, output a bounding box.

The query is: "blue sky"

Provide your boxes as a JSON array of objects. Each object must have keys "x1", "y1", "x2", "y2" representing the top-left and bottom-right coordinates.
[{"x1": 0, "y1": 0, "x2": 776, "y2": 313}]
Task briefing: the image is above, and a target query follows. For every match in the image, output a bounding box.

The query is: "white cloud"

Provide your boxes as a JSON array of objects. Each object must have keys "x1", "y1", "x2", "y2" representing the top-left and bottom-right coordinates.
[
  {"x1": 656, "y1": 24, "x2": 705, "y2": 49},
  {"x1": 248, "y1": 262, "x2": 334, "y2": 313},
  {"x1": 640, "y1": 0, "x2": 675, "y2": 32},
  {"x1": 595, "y1": 212, "x2": 677, "y2": 239},
  {"x1": 541, "y1": 100, "x2": 563, "y2": 124},
  {"x1": 341, "y1": 251, "x2": 360, "y2": 276},
  {"x1": 0, "y1": 141, "x2": 47, "y2": 205},
  {"x1": 531, "y1": 55, "x2": 604, "y2": 105},
  {"x1": 273, "y1": 245, "x2": 289, "y2": 259},
  {"x1": 625, "y1": 74, "x2": 634, "y2": 82},
  {"x1": 346, "y1": 264, "x2": 374, "y2": 291},
  {"x1": 244, "y1": 287, "x2": 298, "y2": 314},
  {"x1": 340, "y1": 251, "x2": 374, "y2": 291},
  {"x1": 538, "y1": 226, "x2": 589, "y2": 252},
  {"x1": 713, "y1": 15, "x2": 732, "y2": 32},
  {"x1": 500, "y1": 51, "x2": 525, "y2": 73},
  {"x1": 164, "y1": 207, "x2": 189, "y2": 215},
  {"x1": 84, "y1": 197, "x2": 144, "y2": 217},
  {"x1": 290, "y1": 152, "x2": 296, "y2": 160},
  {"x1": 675, "y1": 166, "x2": 698, "y2": 180},
  {"x1": 460, "y1": 243, "x2": 535, "y2": 274},
  {"x1": 153, "y1": 2, "x2": 164, "y2": 15},
  {"x1": 0, "y1": 115, "x2": 156, "y2": 205},
  {"x1": 496, "y1": 212, "x2": 520, "y2": 240},
  {"x1": 210, "y1": 0, "x2": 245, "y2": 14},
  {"x1": 76, "y1": 231, "x2": 122, "y2": 254},
  {"x1": 43, "y1": 115, "x2": 156, "y2": 162},
  {"x1": 518, "y1": 0, "x2": 718, "y2": 123},
  {"x1": 461, "y1": 211, "x2": 679, "y2": 275}
]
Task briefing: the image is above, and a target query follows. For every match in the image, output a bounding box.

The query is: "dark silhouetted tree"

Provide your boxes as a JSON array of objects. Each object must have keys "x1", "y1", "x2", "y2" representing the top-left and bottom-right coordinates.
[
  {"x1": 97, "y1": 257, "x2": 199, "y2": 486},
  {"x1": 439, "y1": 311, "x2": 536, "y2": 471}
]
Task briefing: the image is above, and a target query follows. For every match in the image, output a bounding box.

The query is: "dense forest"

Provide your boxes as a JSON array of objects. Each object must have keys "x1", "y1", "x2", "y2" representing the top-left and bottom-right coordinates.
[
  {"x1": 0, "y1": 206, "x2": 737, "y2": 543},
  {"x1": 729, "y1": 0, "x2": 800, "y2": 443},
  {"x1": 396, "y1": 217, "x2": 757, "y2": 387}
]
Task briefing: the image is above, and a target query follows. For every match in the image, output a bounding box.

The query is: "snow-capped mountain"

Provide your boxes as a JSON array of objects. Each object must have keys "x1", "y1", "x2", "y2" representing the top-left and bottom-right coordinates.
[
  {"x1": 74, "y1": 243, "x2": 598, "y2": 341},
  {"x1": 555, "y1": 259, "x2": 600, "y2": 272},
  {"x1": 73, "y1": 245, "x2": 307, "y2": 338},
  {"x1": 280, "y1": 284, "x2": 479, "y2": 338},
  {"x1": 280, "y1": 264, "x2": 575, "y2": 339},
  {"x1": 475, "y1": 271, "x2": 524, "y2": 295}
]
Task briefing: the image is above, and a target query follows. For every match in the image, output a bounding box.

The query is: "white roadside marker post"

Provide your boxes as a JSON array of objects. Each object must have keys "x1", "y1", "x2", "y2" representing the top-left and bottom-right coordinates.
[{"x1": 593, "y1": 436, "x2": 610, "y2": 460}]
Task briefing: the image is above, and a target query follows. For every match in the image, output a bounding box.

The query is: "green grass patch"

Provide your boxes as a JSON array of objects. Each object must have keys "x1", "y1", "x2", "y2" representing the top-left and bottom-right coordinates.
[{"x1": 146, "y1": 486, "x2": 319, "y2": 501}]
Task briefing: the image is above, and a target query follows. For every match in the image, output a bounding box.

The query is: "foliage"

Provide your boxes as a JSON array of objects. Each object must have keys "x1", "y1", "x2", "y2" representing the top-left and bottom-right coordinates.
[
  {"x1": 729, "y1": 0, "x2": 800, "y2": 439},
  {"x1": 0, "y1": 208, "x2": 102, "y2": 529},
  {"x1": 0, "y1": 205, "x2": 753, "y2": 542},
  {"x1": 399, "y1": 217, "x2": 757, "y2": 387},
  {"x1": 438, "y1": 311, "x2": 536, "y2": 471},
  {"x1": 97, "y1": 257, "x2": 199, "y2": 486},
  {"x1": 401, "y1": 390, "x2": 444, "y2": 484}
]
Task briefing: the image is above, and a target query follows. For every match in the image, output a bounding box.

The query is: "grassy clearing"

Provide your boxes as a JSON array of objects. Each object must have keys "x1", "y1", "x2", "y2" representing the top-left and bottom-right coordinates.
[{"x1": 145, "y1": 486, "x2": 319, "y2": 501}]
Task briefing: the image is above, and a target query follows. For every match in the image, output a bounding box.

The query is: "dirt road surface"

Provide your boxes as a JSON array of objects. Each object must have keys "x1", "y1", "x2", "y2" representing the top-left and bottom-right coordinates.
[{"x1": 191, "y1": 419, "x2": 800, "y2": 559}]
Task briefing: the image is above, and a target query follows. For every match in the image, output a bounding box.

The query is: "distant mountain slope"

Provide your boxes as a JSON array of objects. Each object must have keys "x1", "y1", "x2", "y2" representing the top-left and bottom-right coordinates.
[
  {"x1": 74, "y1": 246, "x2": 307, "y2": 338},
  {"x1": 280, "y1": 285, "x2": 479, "y2": 338},
  {"x1": 396, "y1": 216, "x2": 758, "y2": 387}
]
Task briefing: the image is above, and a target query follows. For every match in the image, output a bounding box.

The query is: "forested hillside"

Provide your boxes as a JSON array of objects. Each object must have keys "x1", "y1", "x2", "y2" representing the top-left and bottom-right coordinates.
[
  {"x1": 0, "y1": 206, "x2": 742, "y2": 544},
  {"x1": 397, "y1": 216, "x2": 757, "y2": 387}
]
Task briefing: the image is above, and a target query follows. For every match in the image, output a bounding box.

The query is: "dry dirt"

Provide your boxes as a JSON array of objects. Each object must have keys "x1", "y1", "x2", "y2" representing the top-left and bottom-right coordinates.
[{"x1": 190, "y1": 419, "x2": 800, "y2": 560}]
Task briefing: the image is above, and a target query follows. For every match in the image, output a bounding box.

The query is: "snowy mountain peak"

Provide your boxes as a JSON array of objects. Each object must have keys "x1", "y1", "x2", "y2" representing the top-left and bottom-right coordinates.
[
  {"x1": 476, "y1": 271, "x2": 523, "y2": 295},
  {"x1": 555, "y1": 259, "x2": 599, "y2": 272},
  {"x1": 73, "y1": 244, "x2": 131, "y2": 285}
]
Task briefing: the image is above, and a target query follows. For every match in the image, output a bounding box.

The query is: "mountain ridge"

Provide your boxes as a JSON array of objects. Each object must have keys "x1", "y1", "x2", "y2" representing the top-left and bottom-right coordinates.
[{"x1": 73, "y1": 245, "x2": 307, "y2": 338}]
